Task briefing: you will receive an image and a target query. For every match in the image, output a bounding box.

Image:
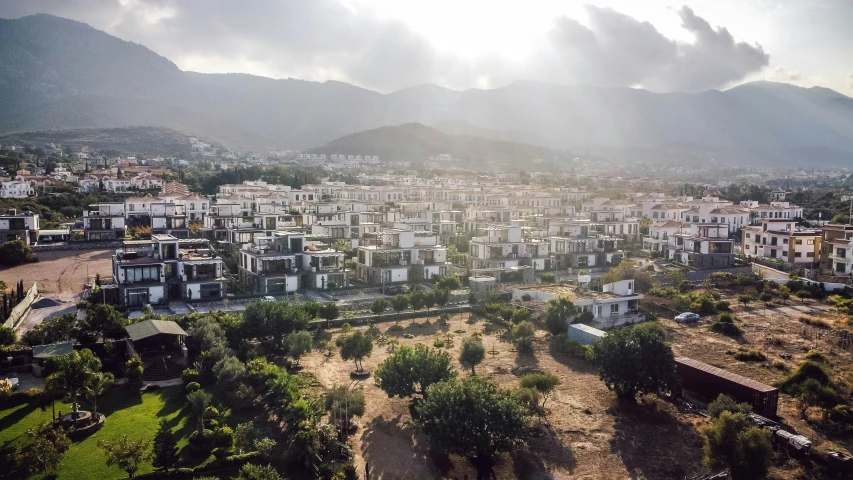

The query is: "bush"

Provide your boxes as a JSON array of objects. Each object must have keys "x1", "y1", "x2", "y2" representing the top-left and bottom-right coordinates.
[
  {"x1": 0, "y1": 240, "x2": 37, "y2": 266},
  {"x1": 185, "y1": 382, "x2": 201, "y2": 393},
  {"x1": 552, "y1": 334, "x2": 590, "y2": 359},
  {"x1": 707, "y1": 394, "x2": 752, "y2": 418},
  {"x1": 803, "y1": 349, "x2": 829, "y2": 364},
  {"x1": 188, "y1": 429, "x2": 215, "y2": 453},
  {"x1": 521, "y1": 293, "x2": 533, "y2": 302},
  {"x1": 709, "y1": 313, "x2": 743, "y2": 336},
  {"x1": 732, "y1": 349, "x2": 766, "y2": 362},
  {"x1": 213, "y1": 426, "x2": 234, "y2": 449},
  {"x1": 798, "y1": 317, "x2": 830, "y2": 329},
  {"x1": 776, "y1": 360, "x2": 832, "y2": 394},
  {"x1": 772, "y1": 360, "x2": 787, "y2": 370},
  {"x1": 182, "y1": 368, "x2": 199, "y2": 385},
  {"x1": 715, "y1": 301, "x2": 730, "y2": 312},
  {"x1": 540, "y1": 272, "x2": 556, "y2": 283}
]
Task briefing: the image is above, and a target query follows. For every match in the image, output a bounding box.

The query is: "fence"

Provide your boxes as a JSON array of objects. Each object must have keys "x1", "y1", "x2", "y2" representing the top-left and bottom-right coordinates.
[
  {"x1": 3, "y1": 282, "x2": 39, "y2": 329},
  {"x1": 31, "y1": 241, "x2": 123, "y2": 252}
]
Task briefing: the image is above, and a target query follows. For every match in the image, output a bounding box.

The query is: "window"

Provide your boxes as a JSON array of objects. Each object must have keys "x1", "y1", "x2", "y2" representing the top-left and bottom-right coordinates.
[
  {"x1": 124, "y1": 266, "x2": 160, "y2": 283},
  {"x1": 807, "y1": 252, "x2": 815, "y2": 257},
  {"x1": 783, "y1": 238, "x2": 788, "y2": 244},
  {"x1": 796, "y1": 239, "x2": 803, "y2": 245},
  {"x1": 610, "y1": 304, "x2": 620, "y2": 314},
  {"x1": 126, "y1": 288, "x2": 149, "y2": 306},
  {"x1": 807, "y1": 239, "x2": 814, "y2": 245}
]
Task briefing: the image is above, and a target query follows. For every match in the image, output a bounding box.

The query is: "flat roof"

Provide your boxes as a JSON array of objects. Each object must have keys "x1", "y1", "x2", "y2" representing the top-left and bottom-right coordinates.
[
  {"x1": 675, "y1": 357, "x2": 777, "y2": 393},
  {"x1": 569, "y1": 323, "x2": 606, "y2": 336},
  {"x1": 33, "y1": 342, "x2": 74, "y2": 359}
]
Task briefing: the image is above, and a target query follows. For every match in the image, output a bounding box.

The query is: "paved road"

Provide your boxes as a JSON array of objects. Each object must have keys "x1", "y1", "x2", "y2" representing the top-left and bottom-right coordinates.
[{"x1": 15, "y1": 294, "x2": 80, "y2": 336}]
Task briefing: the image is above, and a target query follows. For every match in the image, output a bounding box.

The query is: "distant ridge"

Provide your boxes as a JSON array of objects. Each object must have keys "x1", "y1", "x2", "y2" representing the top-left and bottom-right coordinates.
[
  {"x1": 1, "y1": 14, "x2": 853, "y2": 165},
  {"x1": 307, "y1": 123, "x2": 555, "y2": 163}
]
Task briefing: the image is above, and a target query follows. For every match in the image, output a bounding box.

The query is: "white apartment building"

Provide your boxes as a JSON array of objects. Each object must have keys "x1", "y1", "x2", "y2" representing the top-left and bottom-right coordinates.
[
  {"x1": 742, "y1": 219, "x2": 819, "y2": 264},
  {"x1": 0, "y1": 180, "x2": 34, "y2": 198}
]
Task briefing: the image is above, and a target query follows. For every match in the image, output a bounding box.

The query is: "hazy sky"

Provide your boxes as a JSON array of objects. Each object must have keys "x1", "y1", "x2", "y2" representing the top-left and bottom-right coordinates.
[{"x1": 1, "y1": 0, "x2": 851, "y2": 94}]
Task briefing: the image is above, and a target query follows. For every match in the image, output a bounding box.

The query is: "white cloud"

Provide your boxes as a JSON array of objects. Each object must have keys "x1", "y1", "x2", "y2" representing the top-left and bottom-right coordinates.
[{"x1": 0, "y1": 1, "x2": 772, "y2": 93}]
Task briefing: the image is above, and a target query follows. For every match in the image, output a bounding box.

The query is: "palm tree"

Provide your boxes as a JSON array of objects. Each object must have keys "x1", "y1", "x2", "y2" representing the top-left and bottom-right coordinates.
[
  {"x1": 85, "y1": 372, "x2": 115, "y2": 418},
  {"x1": 186, "y1": 390, "x2": 212, "y2": 435},
  {"x1": 50, "y1": 349, "x2": 101, "y2": 424}
]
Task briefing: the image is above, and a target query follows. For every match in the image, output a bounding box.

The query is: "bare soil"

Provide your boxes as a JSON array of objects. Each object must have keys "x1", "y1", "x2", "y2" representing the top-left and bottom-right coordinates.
[
  {"x1": 0, "y1": 249, "x2": 113, "y2": 294},
  {"x1": 300, "y1": 314, "x2": 708, "y2": 480}
]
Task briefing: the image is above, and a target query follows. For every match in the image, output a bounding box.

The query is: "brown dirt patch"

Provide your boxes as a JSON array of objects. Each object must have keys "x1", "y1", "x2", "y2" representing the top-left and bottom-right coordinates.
[{"x1": 0, "y1": 249, "x2": 113, "y2": 294}]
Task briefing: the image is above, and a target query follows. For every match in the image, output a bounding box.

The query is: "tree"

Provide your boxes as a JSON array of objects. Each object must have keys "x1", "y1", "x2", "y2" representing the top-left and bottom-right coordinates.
[
  {"x1": 702, "y1": 411, "x2": 773, "y2": 480},
  {"x1": 544, "y1": 297, "x2": 577, "y2": 335},
  {"x1": 213, "y1": 356, "x2": 247, "y2": 389},
  {"x1": 338, "y1": 330, "x2": 373, "y2": 372},
  {"x1": 591, "y1": 324, "x2": 679, "y2": 400},
  {"x1": 79, "y1": 304, "x2": 128, "y2": 342},
  {"x1": 797, "y1": 378, "x2": 838, "y2": 419},
  {"x1": 416, "y1": 376, "x2": 530, "y2": 459},
  {"x1": 779, "y1": 285, "x2": 790, "y2": 304},
  {"x1": 152, "y1": 419, "x2": 179, "y2": 471},
  {"x1": 512, "y1": 321, "x2": 536, "y2": 352},
  {"x1": 409, "y1": 289, "x2": 426, "y2": 319},
  {"x1": 187, "y1": 389, "x2": 213, "y2": 435},
  {"x1": 371, "y1": 298, "x2": 388, "y2": 320},
  {"x1": 318, "y1": 303, "x2": 340, "y2": 325},
  {"x1": 242, "y1": 301, "x2": 309, "y2": 349},
  {"x1": 47, "y1": 348, "x2": 102, "y2": 422},
  {"x1": 99, "y1": 435, "x2": 150, "y2": 479},
  {"x1": 599, "y1": 262, "x2": 652, "y2": 292},
  {"x1": 737, "y1": 293, "x2": 753, "y2": 309},
  {"x1": 639, "y1": 215, "x2": 652, "y2": 235},
  {"x1": 433, "y1": 288, "x2": 450, "y2": 313},
  {"x1": 520, "y1": 372, "x2": 560, "y2": 408},
  {"x1": 18, "y1": 422, "x2": 71, "y2": 476},
  {"x1": 84, "y1": 371, "x2": 115, "y2": 417},
  {"x1": 325, "y1": 385, "x2": 366, "y2": 429},
  {"x1": 459, "y1": 336, "x2": 485, "y2": 375},
  {"x1": 0, "y1": 240, "x2": 36, "y2": 266},
  {"x1": 375, "y1": 343, "x2": 456, "y2": 398},
  {"x1": 234, "y1": 422, "x2": 256, "y2": 454},
  {"x1": 391, "y1": 294, "x2": 409, "y2": 324},
  {"x1": 0, "y1": 325, "x2": 16, "y2": 346},
  {"x1": 423, "y1": 291, "x2": 436, "y2": 317},
  {"x1": 540, "y1": 272, "x2": 556, "y2": 284},
  {"x1": 285, "y1": 330, "x2": 313, "y2": 366},
  {"x1": 436, "y1": 275, "x2": 461, "y2": 290}
]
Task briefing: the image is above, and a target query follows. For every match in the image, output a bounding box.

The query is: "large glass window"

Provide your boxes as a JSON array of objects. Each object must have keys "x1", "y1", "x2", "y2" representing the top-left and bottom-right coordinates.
[
  {"x1": 126, "y1": 289, "x2": 149, "y2": 306},
  {"x1": 124, "y1": 266, "x2": 160, "y2": 283}
]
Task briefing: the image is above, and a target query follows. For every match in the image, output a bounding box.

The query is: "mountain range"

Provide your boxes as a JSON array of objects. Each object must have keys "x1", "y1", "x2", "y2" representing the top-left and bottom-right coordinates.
[{"x1": 2, "y1": 14, "x2": 853, "y2": 166}]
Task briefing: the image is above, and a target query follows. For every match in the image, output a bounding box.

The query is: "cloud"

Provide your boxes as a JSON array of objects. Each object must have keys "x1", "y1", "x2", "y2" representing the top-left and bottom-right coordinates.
[
  {"x1": 849, "y1": 73, "x2": 853, "y2": 90},
  {"x1": 541, "y1": 6, "x2": 769, "y2": 92},
  {"x1": 0, "y1": 1, "x2": 771, "y2": 93}
]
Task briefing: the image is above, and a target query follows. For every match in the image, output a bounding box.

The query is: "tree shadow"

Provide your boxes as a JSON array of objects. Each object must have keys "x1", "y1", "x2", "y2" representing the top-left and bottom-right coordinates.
[
  {"x1": 154, "y1": 386, "x2": 186, "y2": 417},
  {"x1": 98, "y1": 389, "x2": 143, "y2": 416},
  {"x1": 511, "y1": 426, "x2": 577, "y2": 479},
  {"x1": 607, "y1": 397, "x2": 705, "y2": 480},
  {"x1": 546, "y1": 346, "x2": 599, "y2": 375},
  {"x1": 361, "y1": 414, "x2": 443, "y2": 479},
  {"x1": 0, "y1": 403, "x2": 36, "y2": 441}
]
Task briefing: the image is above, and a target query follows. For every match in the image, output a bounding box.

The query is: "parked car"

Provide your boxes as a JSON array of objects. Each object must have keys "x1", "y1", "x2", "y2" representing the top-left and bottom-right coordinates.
[
  {"x1": 675, "y1": 312, "x2": 700, "y2": 323},
  {"x1": 261, "y1": 296, "x2": 276, "y2": 302}
]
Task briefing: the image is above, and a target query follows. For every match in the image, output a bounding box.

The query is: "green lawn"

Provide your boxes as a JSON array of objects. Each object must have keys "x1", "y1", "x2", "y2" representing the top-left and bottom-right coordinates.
[{"x1": 0, "y1": 385, "x2": 213, "y2": 479}]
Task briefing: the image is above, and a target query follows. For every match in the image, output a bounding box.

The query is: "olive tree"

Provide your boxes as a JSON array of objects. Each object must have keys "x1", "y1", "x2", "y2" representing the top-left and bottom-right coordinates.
[{"x1": 375, "y1": 343, "x2": 456, "y2": 398}]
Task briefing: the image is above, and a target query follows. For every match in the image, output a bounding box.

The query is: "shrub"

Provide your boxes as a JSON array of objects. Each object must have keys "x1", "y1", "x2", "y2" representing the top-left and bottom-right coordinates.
[
  {"x1": 709, "y1": 313, "x2": 743, "y2": 336},
  {"x1": 552, "y1": 334, "x2": 590, "y2": 358},
  {"x1": 188, "y1": 429, "x2": 215, "y2": 453},
  {"x1": 804, "y1": 349, "x2": 829, "y2": 364},
  {"x1": 521, "y1": 293, "x2": 533, "y2": 302},
  {"x1": 540, "y1": 272, "x2": 556, "y2": 283},
  {"x1": 211, "y1": 447, "x2": 230, "y2": 459},
  {"x1": 772, "y1": 360, "x2": 787, "y2": 370},
  {"x1": 732, "y1": 349, "x2": 766, "y2": 362},
  {"x1": 186, "y1": 382, "x2": 201, "y2": 393},
  {"x1": 214, "y1": 426, "x2": 234, "y2": 449},
  {"x1": 707, "y1": 394, "x2": 752, "y2": 418},
  {"x1": 715, "y1": 301, "x2": 730, "y2": 312},
  {"x1": 798, "y1": 317, "x2": 830, "y2": 329},
  {"x1": 776, "y1": 360, "x2": 832, "y2": 393}
]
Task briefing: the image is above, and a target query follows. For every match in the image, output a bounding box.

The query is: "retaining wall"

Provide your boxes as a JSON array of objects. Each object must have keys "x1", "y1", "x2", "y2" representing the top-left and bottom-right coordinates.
[{"x1": 4, "y1": 282, "x2": 39, "y2": 329}]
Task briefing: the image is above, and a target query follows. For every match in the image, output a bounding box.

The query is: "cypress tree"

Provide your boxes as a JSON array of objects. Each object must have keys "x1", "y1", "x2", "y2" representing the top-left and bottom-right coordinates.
[{"x1": 152, "y1": 420, "x2": 179, "y2": 471}]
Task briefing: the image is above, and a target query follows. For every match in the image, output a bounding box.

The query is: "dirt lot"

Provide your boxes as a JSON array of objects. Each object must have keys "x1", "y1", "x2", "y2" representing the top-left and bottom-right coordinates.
[
  {"x1": 300, "y1": 313, "x2": 708, "y2": 480},
  {"x1": 0, "y1": 249, "x2": 113, "y2": 295}
]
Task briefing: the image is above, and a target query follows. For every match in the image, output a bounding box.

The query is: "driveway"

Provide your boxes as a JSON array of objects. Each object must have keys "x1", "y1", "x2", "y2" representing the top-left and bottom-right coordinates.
[{"x1": 14, "y1": 294, "x2": 79, "y2": 336}]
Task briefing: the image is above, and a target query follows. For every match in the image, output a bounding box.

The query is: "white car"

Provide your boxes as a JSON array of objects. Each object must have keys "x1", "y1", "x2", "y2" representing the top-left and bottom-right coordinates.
[
  {"x1": 675, "y1": 312, "x2": 700, "y2": 323},
  {"x1": 261, "y1": 296, "x2": 276, "y2": 302}
]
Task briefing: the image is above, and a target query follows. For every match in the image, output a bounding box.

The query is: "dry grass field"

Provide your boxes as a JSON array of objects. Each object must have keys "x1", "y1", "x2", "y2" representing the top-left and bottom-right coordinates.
[{"x1": 295, "y1": 288, "x2": 853, "y2": 480}]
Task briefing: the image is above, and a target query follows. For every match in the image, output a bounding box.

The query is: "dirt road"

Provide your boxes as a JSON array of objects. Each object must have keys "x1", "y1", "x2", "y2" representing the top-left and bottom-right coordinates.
[{"x1": 0, "y1": 249, "x2": 114, "y2": 295}]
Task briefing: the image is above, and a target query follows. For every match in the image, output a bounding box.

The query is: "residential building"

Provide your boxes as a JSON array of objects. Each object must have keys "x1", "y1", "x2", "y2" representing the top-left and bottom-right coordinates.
[
  {"x1": 0, "y1": 209, "x2": 39, "y2": 244},
  {"x1": 742, "y1": 219, "x2": 819, "y2": 265}
]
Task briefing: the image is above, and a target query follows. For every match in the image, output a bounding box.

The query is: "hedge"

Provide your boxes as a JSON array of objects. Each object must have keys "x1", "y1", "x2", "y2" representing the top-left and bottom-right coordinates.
[{"x1": 134, "y1": 452, "x2": 261, "y2": 479}]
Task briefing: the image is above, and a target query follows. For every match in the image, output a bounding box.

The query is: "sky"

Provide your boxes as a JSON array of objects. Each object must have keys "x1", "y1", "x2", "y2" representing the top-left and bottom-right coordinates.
[{"x1": 0, "y1": 0, "x2": 851, "y2": 94}]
